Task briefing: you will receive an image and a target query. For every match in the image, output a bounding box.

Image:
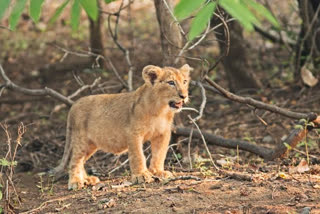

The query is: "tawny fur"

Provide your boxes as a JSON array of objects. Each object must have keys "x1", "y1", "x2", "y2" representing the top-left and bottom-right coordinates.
[{"x1": 51, "y1": 64, "x2": 191, "y2": 189}]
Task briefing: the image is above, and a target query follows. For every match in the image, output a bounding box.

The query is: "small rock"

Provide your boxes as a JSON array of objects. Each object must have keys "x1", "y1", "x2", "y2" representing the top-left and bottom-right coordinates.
[
  {"x1": 300, "y1": 207, "x2": 311, "y2": 214},
  {"x1": 262, "y1": 135, "x2": 273, "y2": 143}
]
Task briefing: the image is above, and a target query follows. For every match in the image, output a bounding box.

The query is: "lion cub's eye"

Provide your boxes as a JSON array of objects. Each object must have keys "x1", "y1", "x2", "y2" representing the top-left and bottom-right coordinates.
[
  {"x1": 183, "y1": 80, "x2": 187, "y2": 84},
  {"x1": 167, "y1": 81, "x2": 175, "y2": 86}
]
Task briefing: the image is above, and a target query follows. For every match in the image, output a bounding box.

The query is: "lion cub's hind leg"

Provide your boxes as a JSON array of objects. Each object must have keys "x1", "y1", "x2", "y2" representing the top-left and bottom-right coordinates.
[{"x1": 68, "y1": 140, "x2": 99, "y2": 190}]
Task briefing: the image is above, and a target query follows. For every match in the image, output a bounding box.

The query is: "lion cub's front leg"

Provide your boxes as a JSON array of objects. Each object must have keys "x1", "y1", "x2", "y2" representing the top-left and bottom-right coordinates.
[
  {"x1": 128, "y1": 137, "x2": 153, "y2": 184},
  {"x1": 149, "y1": 130, "x2": 173, "y2": 179}
]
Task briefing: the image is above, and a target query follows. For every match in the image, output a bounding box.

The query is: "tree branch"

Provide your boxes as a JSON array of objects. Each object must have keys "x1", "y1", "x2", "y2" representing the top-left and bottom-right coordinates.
[
  {"x1": 0, "y1": 64, "x2": 74, "y2": 106},
  {"x1": 204, "y1": 76, "x2": 318, "y2": 121}
]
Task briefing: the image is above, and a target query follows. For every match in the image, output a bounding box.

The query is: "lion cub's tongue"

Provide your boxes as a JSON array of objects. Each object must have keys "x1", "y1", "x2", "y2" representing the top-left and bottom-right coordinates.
[{"x1": 175, "y1": 101, "x2": 183, "y2": 108}]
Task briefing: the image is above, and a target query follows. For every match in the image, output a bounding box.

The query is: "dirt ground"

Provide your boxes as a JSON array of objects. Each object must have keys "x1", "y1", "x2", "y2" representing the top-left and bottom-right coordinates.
[{"x1": 1, "y1": 1, "x2": 320, "y2": 213}]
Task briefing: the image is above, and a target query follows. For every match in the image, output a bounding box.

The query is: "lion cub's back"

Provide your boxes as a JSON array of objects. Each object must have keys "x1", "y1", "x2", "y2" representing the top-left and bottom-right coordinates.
[{"x1": 68, "y1": 93, "x2": 133, "y2": 133}]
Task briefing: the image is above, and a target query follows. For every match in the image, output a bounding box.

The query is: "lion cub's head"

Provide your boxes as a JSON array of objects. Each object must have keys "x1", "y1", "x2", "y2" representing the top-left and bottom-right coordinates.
[{"x1": 142, "y1": 64, "x2": 191, "y2": 112}]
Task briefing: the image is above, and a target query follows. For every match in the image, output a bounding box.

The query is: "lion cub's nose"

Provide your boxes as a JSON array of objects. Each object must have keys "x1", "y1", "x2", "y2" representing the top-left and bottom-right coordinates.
[{"x1": 179, "y1": 94, "x2": 187, "y2": 99}]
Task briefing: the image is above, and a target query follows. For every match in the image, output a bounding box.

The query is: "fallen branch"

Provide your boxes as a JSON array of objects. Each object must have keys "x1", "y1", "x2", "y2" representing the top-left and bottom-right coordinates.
[
  {"x1": 165, "y1": 175, "x2": 201, "y2": 184},
  {"x1": 1, "y1": 113, "x2": 49, "y2": 124},
  {"x1": 0, "y1": 64, "x2": 104, "y2": 109},
  {"x1": 269, "y1": 116, "x2": 320, "y2": 160},
  {"x1": 221, "y1": 171, "x2": 253, "y2": 182},
  {"x1": 204, "y1": 76, "x2": 318, "y2": 121},
  {"x1": 174, "y1": 115, "x2": 320, "y2": 161},
  {"x1": 174, "y1": 127, "x2": 273, "y2": 160},
  {"x1": 0, "y1": 64, "x2": 74, "y2": 106}
]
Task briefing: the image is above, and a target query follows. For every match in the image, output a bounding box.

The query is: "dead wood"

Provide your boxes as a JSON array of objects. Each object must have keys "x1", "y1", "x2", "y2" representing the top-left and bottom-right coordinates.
[
  {"x1": 1, "y1": 64, "x2": 101, "y2": 107},
  {"x1": 221, "y1": 171, "x2": 253, "y2": 182},
  {"x1": 174, "y1": 116, "x2": 320, "y2": 161},
  {"x1": 174, "y1": 127, "x2": 273, "y2": 160},
  {"x1": 0, "y1": 97, "x2": 45, "y2": 104},
  {"x1": 166, "y1": 175, "x2": 201, "y2": 183},
  {"x1": 1, "y1": 113, "x2": 49, "y2": 124},
  {"x1": 0, "y1": 64, "x2": 74, "y2": 106},
  {"x1": 268, "y1": 116, "x2": 320, "y2": 160},
  {"x1": 204, "y1": 76, "x2": 318, "y2": 121}
]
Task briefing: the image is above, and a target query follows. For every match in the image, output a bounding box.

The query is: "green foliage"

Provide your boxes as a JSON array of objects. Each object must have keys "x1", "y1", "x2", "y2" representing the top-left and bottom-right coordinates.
[
  {"x1": 294, "y1": 124, "x2": 304, "y2": 130},
  {"x1": 49, "y1": 0, "x2": 70, "y2": 24},
  {"x1": 189, "y1": 2, "x2": 216, "y2": 41},
  {"x1": 105, "y1": 0, "x2": 117, "y2": 3},
  {"x1": 220, "y1": 0, "x2": 260, "y2": 30},
  {"x1": 37, "y1": 175, "x2": 55, "y2": 195},
  {"x1": 79, "y1": 0, "x2": 98, "y2": 21},
  {"x1": 174, "y1": 0, "x2": 205, "y2": 20},
  {"x1": 283, "y1": 142, "x2": 292, "y2": 150},
  {"x1": 1, "y1": 0, "x2": 101, "y2": 30},
  {"x1": 71, "y1": 0, "x2": 81, "y2": 31},
  {"x1": 0, "y1": 0, "x2": 10, "y2": 19},
  {"x1": 0, "y1": 158, "x2": 17, "y2": 167},
  {"x1": 241, "y1": 0, "x2": 279, "y2": 28},
  {"x1": 30, "y1": 0, "x2": 45, "y2": 22},
  {"x1": 194, "y1": 161, "x2": 214, "y2": 176},
  {"x1": 9, "y1": 0, "x2": 27, "y2": 30},
  {"x1": 174, "y1": 0, "x2": 280, "y2": 41}
]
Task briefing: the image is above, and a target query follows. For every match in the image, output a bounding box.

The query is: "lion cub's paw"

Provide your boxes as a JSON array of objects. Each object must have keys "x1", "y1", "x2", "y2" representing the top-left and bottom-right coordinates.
[
  {"x1": 68, "y1": 179, "x2": 84, "y2": 190},
  {"x1": 68, "y1": 176, "x2": 100, "y2": 190},
  {"x1": 149, "y1": 169, "x2": 173, "y2": 179},
  {"x1": 85, "y1": 176, "x2": 100, "y2": 186},
  {"x1": 131, "y1": 170, "x2": 154, "y2": 184}
]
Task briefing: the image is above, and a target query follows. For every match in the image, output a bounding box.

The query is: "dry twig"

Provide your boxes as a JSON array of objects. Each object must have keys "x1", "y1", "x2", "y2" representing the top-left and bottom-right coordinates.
[
  {"x1": 187, "y1": 115, "x2": 219, "y2": 170},
  {"x1": 0, "y1": 123, "x2": 26, "y2": 213}
]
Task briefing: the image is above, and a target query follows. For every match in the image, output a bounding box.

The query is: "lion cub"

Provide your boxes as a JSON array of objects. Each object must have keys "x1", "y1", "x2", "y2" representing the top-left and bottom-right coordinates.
[{"x1": 52, "y1": 64, "x2": 191, "y2": 189}]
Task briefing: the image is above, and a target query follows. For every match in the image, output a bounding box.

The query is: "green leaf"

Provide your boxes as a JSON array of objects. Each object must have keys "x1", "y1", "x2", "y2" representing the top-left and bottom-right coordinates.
[
  {"x1": 0, "y1": 158, "x2": 10, "y2": 166},
  {"x1": 0, "y1": 158, "x2": 17, "y2": 166},
  {"x1": 241, "y1": 0, "x2": 279, "y2": 28},
  {"x1": 294, "y1": 124, "x2": 304, "y2": 130},
  {"x1": 283, "y1": 142, "x2": 292, "y2": 150},
  {"x1": 49, "y1": 0, "x2": 70, "y2": 24},
  {"x1": 104, "y1": 0, "x2": 116, "y2": 3},
  {"x1": 0, "y1": 192, "x2": 2, "y2": 201},
  {"x1": 9, "y1": 0, "x2": 27, "y2": 30},
  {"x1": 174, "y1": 0, "x2": 206, "y2": 20},
  {"x1": 79, "y1": 0, "x2": 98, "y2": 21},
  {"x1": 219, "y1": 0, "x2": 260, "y2": 31},
  {"x1": 30, "y1": 0, "x2": 45, "y2": 22},
  {"x1": 188, "y1": 2, "x2": 216, "y2": 41},
  {"x1": 0, "y1": 0, "x2": 10, "y2": 20},
  {"x1": 71, "y1": 0, "x2": 81, "y2": 31}
]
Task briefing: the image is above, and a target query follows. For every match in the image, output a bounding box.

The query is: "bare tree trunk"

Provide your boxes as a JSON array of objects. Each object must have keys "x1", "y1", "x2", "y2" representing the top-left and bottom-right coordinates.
[
  {"x1": 212, "y1": 18, "x2": 263, "y2": 92},
  {"x1": 295, "y1": 0, "x2": 320, "y2": 79},
  {"x1": 89, "y1": 0, "x2": 105, "y2": 67},
  {"x1": 154, "y1": 0, "x2": 185, "y2": 66}
]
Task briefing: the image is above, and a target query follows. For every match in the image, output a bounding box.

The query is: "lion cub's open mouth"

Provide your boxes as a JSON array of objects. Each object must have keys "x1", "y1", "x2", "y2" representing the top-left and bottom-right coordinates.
[{"x1": 169, "y1": 101, "x2": 183, "y2": 109}]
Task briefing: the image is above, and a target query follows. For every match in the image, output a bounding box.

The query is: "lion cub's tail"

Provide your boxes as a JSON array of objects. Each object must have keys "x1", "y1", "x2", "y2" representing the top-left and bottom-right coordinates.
[{"x1": 48, "y1": 121, "x2": 72, "y2": 179}]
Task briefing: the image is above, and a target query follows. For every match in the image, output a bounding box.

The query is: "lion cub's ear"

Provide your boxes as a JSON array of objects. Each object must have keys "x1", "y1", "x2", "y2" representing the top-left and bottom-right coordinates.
[
  {"x1": 142, "y1": 65, "x2": 163, "y2": 85},
  {"x1": 180, "y1": 64, "x2": 192, "y2": 76}
]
